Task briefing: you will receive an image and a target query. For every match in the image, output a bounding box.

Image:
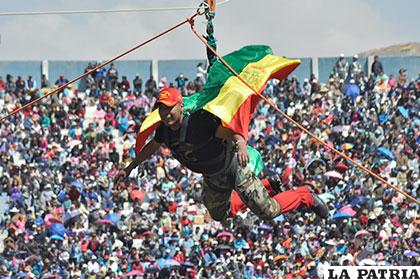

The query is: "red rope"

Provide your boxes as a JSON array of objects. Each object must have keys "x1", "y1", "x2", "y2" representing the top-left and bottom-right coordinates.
[
  {"x1": 0, "y1": 12, "x2": 199, "y2": 123},
  {"x1": 189, "y1": 19, "x2": 419, "y2": 205}
]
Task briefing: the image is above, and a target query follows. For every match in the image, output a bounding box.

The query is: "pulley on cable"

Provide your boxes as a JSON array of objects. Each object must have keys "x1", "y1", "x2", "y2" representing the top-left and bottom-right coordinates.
[{"x1": 202, "y1": 0, "x2": 218, "y2": 69}]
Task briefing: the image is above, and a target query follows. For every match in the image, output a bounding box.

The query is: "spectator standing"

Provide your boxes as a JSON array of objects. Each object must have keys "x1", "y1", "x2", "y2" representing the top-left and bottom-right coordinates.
[
  {"x1": 133, "y1": 74, "x2": 143, "y2": 95},
  {"x1": 55, "y1": 74, "x2": 69, "y2": 97},
  {"x1": 145, "y1": 75, "x2": 157, "y2": 96},
  {"x1": 192, "y1": 76, "x2": 203, "y2": 93},
  {"x1": 196, "y1": 62, "x2": 207, "y2": 83},
  {"x1": 6, "y1": 74, "x2": 16, "y2": 93},
  {"x1": 116, "y1": 109, "x2": 130, "y2": 133},
  {"x1": 0, "y1": 76, "x2": 5, "y2": 97},
  {"x1": 396, "y1": 68, "x2": 408, "y2": 88},
  {"x1": 175, "y1": 73, "x2": 188, "y2": 96},
  {"x1": 119, "y1": 76, "x2": 130, "y2": 92},
  {"x1": 302, "y1": 78, "x2": 311, "y2": 97},
  {"x1": 87, "y1": 256, "x2": 100, "y2": 274},
  {"x1": 334, "y1": 54, "x2": 349, "y2": 81},
  {"x1": 107, "y1": 63, "x2": 119, "y2": 90},
  {"x1": 371, "y1": 55, "x2": 384, "y2": 77},
  {"x1": 85, "y1": 74, "x2": 96, "y2": 96},
  {"x1": 41, "y1": 74, "x2": 50, "y2": 88},
  {"x1": 95, "y1": 66, "x2": 107, "y2": 91},
  {"x1": 84, "y1": 62, "x2": 95, "y2": 75},
  {"x1": 55, "y1": 74, "x2": 68, "y2": 87},
  {"x1": 243, "y1": 262, "x2": 255, "y2": 279},
  {"x1": 95, "y1": 66, "x2": 106, "y2": 82},
  {"x1": 16, "y1": 75, "x2": 26, "y2": 91},
  {"x1": 26, "y1": 75, "x2": 37, "y2": 91},
  {"x1": 0, "y1": 76, "x2": 4, "y2": 111},
  {"x1": 349, "y1": 54, "x2": 362, "y2": 80},
  {"x1": 186, "y1": 81, "x2": 196, "y2": 96}
]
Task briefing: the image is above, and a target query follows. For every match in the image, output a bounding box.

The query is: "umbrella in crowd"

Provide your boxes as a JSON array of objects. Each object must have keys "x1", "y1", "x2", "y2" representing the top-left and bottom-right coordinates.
[
  {"x1": 217, "y1": 231, "x2": 234, "y2": 239},
  {"x1": 378, "y1": 113, "x2": 389, "y2": 124},
  {"x1": 335, "y1": 161, "x2": 349, "y2": 172},
  {"x1": 126, "y1": 270, "x2": 144, "y2": 276},
  {"x1": 68, "y1": 139, "x2": 82, "y2": 149},
  {"x1": 339, "y1": 205, "x2": 357, "y2": 217},
  {"x1": 324, "y1": 170, "x2": 343, "y2": 180},
  {"x1": 397, "y1": 106, "x2": 409, "y2": 118},
  {"x1": 132, "y1": 239, "x2": 142, "y2": 249},
  {"x1": 50, "y1": 234, "x2": 65, "y2": 241},
  {"x1": 333, "y1": 212, "x2": 352, "y2": 220},
  {"x1": 274, "y1": 255, "x2": 288, "y2": 262},
  {"x1": 311, "y1": 93, "x2": 322, "y2": 100},
  {"x1": 145, "y1": 265, "x2": 160, "y2": 273},
  {"x1": 403, "y1": 250, "x2": 419, "y2": 257},
  {"x1": 14, "y1": 251, "x2": 28, "y2": 258},
  {"x1": 63, "y1": 210, "x2": 81, "y2": 226},
  {"x1": 355, "y1": 230, "x2": 372, "y2": 238},
  {"x1": 49, "y1": 223, "x2": 67, "y2": 237},
  {"x1": 41, "y1": 273, "x2": 55, "y2": 279},
  {"x1": 344, "y1": 82, "x2": 360, "y2": 99},
  {"x1": 350, "y1": 196, "x2": 369, "y2": 207},
  {"x1": 106, "y1": 213, "x2": 121, "y2": 226},
  {"x1": 359, "y1": 258, "x2": 377, "y2": 266},
  {"x1": 340, "y1": 143, "x2": 354, "y2": 151},
  {"x1": 183, "y1": 262, "x2": 194, "y2": 268},
  {"x1": 217, "y1": 245, "x2": 231, "y2": 250},
  {"x1": 71, "y1": 180, "x2": 84, "y2": 193},
  {"x1": 306, "y1": 158, "x2": 327, "y2": 172},
  {"x1": 165, "y1": 259, "x2": 181, "y2": 267},
  {"x1": 24, "y1": 255, "x2": 40, "y2": 263},
  {"x1": 258, "y1": 224, "x2": 273, "y2": 231},
  {"x1": 45, "y1": 215, "x2": 63, "y2": 225},
  {"x1": 130, "y1": 189, "x2": 145, "y2": 203},
  {"x1": 377, "y1": 147, "x2": 395, "y2": 160},
  {"x1": 96, "y1": 219, "x2": 115, "y2": 226}
]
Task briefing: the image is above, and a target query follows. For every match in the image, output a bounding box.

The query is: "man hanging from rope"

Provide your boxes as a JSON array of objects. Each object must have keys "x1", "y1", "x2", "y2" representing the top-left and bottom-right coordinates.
[{"x1": 115, "y1": 1, "x2": 329, "y2": 222}]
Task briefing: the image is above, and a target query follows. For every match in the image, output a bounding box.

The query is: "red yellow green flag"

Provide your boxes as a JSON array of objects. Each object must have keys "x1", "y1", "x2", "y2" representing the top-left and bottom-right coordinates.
[{"x1": 135, "y1": 45, "x2": 300, "y2": 168}]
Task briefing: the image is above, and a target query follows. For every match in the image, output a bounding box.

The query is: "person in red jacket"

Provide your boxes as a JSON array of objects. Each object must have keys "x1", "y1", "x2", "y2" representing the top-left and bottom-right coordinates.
[
  {"x1": 0, "y1": 76, "x2": 5, "y2": 96},
  {"x1": 131, "y1": 258, "x2": 144, "y2": 272},
  {"x1": 173, "y1": 247, "x2": 185, "y2": 263}
]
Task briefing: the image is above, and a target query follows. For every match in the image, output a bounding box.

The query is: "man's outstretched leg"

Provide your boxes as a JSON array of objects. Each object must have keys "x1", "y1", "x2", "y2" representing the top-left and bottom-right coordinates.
[
  {"x1": 230, "y1": 178, "x2": 280, "y2": 217},
  {"x1": 272, "y1": 186, "x2": 329, "y2": 218},
  {"x1": 234, "y1": 166, "x2": 282, "y2": 220},
  {"x1": 232, "y1": 167, "x2": 329, "y2": 219}
]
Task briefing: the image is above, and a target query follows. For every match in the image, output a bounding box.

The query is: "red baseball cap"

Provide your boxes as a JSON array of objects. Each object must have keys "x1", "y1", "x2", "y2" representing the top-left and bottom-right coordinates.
[{"x1": 156, "y1": 87, "x2": 183, "y2": 107}]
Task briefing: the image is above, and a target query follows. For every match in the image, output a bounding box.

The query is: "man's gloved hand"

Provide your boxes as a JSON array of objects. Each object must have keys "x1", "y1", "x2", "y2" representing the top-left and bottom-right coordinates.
[{"x1": 236, "y1": 141, "x2": 250, "y2": 168}]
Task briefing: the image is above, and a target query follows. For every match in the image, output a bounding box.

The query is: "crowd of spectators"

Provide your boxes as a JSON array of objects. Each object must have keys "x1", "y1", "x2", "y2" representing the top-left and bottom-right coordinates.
[{"x1": 0, "y1": 56, "x2": 418, "y2": 278}]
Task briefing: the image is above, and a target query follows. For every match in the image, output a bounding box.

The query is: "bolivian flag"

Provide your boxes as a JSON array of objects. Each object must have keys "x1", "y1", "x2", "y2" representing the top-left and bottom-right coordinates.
[
  {"x1": 135, "y1": 45, "x2": 300, "y2": 172},
  {"x1": 400, "y1": 43, "x2": 412, "y2": 52}
]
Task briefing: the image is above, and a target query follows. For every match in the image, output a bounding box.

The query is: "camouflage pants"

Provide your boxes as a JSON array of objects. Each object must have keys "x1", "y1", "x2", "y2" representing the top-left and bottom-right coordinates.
[{"x1": 202, "y1": 145, "x2": 281, "y2": 222}]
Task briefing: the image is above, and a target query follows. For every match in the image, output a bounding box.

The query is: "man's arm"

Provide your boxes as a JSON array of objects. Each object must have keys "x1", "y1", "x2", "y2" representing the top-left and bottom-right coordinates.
[
  {"x1": 114, "y1": 139, "x2": 161, "y2": 184},
  {"x1": 216, "y1": 125, "x2": 249, "y2": 167},
  {"x1": 126, "y1": 139, "x2": 161, "y2": 172}
]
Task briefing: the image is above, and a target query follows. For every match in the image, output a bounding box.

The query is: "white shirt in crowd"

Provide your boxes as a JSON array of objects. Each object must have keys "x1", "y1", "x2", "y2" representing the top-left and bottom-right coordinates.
[{"x1": 87, "y1": 259, "x2": 100, "y2": 274}]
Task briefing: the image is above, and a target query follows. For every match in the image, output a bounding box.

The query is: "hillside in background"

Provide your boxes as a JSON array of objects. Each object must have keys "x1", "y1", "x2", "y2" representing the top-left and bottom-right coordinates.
[{"x1": 359, "y1": 42, "x2": 420, "y2": 56}]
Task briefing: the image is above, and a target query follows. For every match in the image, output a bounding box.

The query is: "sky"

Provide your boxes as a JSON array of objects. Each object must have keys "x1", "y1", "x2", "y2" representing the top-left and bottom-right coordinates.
[{"x1": 0, "y1": 0, "x2": 418, "y2": 60}]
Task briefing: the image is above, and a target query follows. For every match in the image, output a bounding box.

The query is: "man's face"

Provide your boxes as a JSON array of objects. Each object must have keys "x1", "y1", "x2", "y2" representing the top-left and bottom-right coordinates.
[{"x1": 158, "y1": 102, "x2": 183, "y2": 130}]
